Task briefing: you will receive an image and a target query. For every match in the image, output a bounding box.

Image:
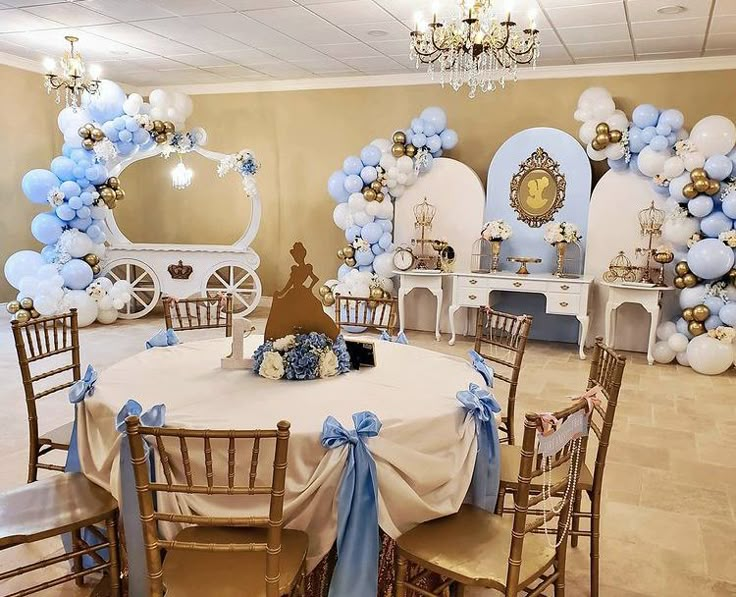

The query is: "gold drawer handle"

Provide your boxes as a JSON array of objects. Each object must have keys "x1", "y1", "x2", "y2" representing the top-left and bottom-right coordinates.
[
  {"x1": 559, "y1": 301, "x2": 569, "y2": 307},
  {"x1": 469, "y1": 279, "x2": 477, "y2": 285},
  {"x1": 468, "y1": 294, "x2": 477, "y2": 300},
  {"x1": 513, "y1": 282, "x2": 522, "y2": 287},
  {"x1": 560, "y1": 285, "x2": 570, "y2": 290}
]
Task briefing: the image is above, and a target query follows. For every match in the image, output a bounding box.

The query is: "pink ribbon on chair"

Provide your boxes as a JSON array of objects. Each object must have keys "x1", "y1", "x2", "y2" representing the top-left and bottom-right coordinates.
[
  {"x1": 574, "y1": 385, "x2": 603, "y2": 415},
  {"x1": 537, "y1": 413, "x2": 559, "y2": 437}
]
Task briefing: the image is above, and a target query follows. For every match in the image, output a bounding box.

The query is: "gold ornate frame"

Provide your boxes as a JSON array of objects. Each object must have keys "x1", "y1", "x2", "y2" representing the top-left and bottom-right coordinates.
[{"x1": 509, "y1": 147, "x2": 566, "y2": 228}]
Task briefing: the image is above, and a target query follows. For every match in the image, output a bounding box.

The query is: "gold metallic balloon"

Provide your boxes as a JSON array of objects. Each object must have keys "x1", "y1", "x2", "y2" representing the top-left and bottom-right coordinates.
[
  {"x1": 382, "y1": 290, "x2": 391, "y2": 299},
  {"x1": 106, "y1": 198, "x2": 117, "y2": 209},
  {"x1": 20, "y1": 297, "x2": 33, "y2": 310},
  {"x1": 92, "y1": 264, "x2": 101, "y2": 274},
  {"x1": 84, "y1": 253, "x2": 99, "y2": 266},
  {"x1": 693, "y1": 178, "x2": 710, "y2": 193},
  {"x1": 692, "y1": 304, "x2": 710, "y2": 322},
  {"x1": 78, "y1": 126, "x2": 91, "y2": 139},
  {"x1": 591, "y1": 138, "x2": 604, "y2": 151},
  {"x1": 343, "y1": 246, "x2": 355, "y2": 258},
  {"x1": 318, "y1": 285, "x2": 330, "y2": 297},
  {"x1": 688, "y1": 321, "x2": 705, "y2": 336},
  {"x1": 337, "y1": 248, "x2": 345, "y2": 259},
  {"x1": 164, "y1": 121, "x2": 175, "y2": 134},
  {"x1": 155, "y1": 133, "x2": 167, "y2": 144},
  {"x1": 107, "y1": 177, "x2": 120, "y2": 190},
  {"x1": 85, "y1": 123, "x2": 95, "y2": 131},
  {"x1": 706, "y1": 180, "x2": 721, "y2": 196},
  {"x1": 370, "y1": 286, "x2": 384, "y2": 300},
  {"x1": 115, "y1": 189, "x2": 125, "y2": 201},
  {"x1": 90, "y1": 128, "x2": 104, "y2": 142},
  {"x1": 595, "y1": 132, "x2": 610, "y2": 148},
  {"x1": 375, "y1": 192, "x2": 384, "y2": 203},
  {"x1": 323, "y1": 292, "x2": 335, "y2": 307},
  {"x1": 6, "y1": 300, "x2": 20, "y2": 314},
  {"x1": 682, "y1": 183, "x2": 698, "y2": 199},
  {"x1": 363, "y1": 188, "x2": 377, "y2": 202},
  {"x1": 683, "y1": 273, "x2": 698, "y2": 287},
  {"x1": 100, "y1": 187, "x2": 115, "y2": 202},
  {"x1": 153, "y1": 120, "x2": 165, "y2": 133},
  {"x1": 82, "y1": 138, "x2": 95, "y2": 150},
  {"x1": 14, "y1": 309, "x2": 31, "y2": 323},
  {"x1": 682, "y1": 307, "x2": 694, "y2": 322},
  {"x1": 345, "y1": 257, "x2": 356, "y2": 267},
  {"x1": 690, "y1": 168, "x2": 707, "y2": 181},
  {"x1": 595, "y1": 122, "x2": 610, "y2": 135},
  {"x1": 30, "y1": 309, "x2": 39, "y2": 319},
  {"x1": 392, "y1": 131, "x2": 406, "y2": 144},
  {"x1": 391, "y1": 143, "x2": 405, "y2": 158},
  {"x1": 674, "y1": 276, "x2": 686, "y2": 289},
  {"x1": 609, "y1": 129, "x2": 622, "y2": 143},
  {"x1": 370, "y1": 180, "x2": 382, "y2": 192},
  {"x1": 367, "y1": 299, "x2": 377, "y2": 309},
  {"x1": 404, "y1": 144, "x2": 416, "y2": 157},
  {"x1": 674, "y1": 261, "x2": 689, "y2": 276}
]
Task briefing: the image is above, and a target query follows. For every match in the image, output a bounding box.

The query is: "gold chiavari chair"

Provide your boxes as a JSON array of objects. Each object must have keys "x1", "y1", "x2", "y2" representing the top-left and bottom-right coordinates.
[
  {"x1": 394, "y1": 399, "x2": 590, "y2": 597},
  {"x1": 125, "y1": 417, "x2": 308, "y2": 597},
  {"x1": 162, "y1": 293, "x2": 234, "y2": 337},
  {"x1": 11, "y1": 309, "x2": 80, "y2": 483},
  {"x1": 474, "y1": 308, "x2": 533, "y2": 445},
  {"x1": 0, "y1": 473, "x2": 120, "y2": 596},
  {"x1": 495, "y1": 337, "x2": 626, "y2": 597},
  {"x1": 334, "y1": 295, "x2": 398, "y2": 335}
]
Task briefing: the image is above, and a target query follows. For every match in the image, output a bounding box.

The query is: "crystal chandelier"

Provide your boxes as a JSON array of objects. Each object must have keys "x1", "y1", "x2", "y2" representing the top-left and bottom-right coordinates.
[
  {"x1": 172, "y1": 158, "x2": 194, "y2": 190},
  {"x1": 43, "y1": 36, "x2": 101, "y2": 107},
  {"x1": 409, "y1": 0, "x2": 540, "y2": 97}
]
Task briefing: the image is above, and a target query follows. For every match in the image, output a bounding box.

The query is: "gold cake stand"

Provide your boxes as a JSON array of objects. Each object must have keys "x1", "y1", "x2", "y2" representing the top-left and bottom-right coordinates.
[{"x1": 507, "y1": 256, "x2": 542, "y2": 275}]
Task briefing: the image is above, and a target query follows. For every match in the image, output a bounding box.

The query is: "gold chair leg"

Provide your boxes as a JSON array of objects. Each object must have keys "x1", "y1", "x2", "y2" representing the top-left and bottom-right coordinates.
[
  {"x1": 106, "y1": 515, "x2": 121, "y2": 597},
  {"x1": 495, "y1": 487, "x2": 507, "y2": 516},
  {"x1": 71, "y1": 528, "x2": 85, "y2": 586},
  {"x1": 395, "y1": 552, "x2": 408, "y2": 597},
  {"x1": 27, "y1": 446, "x2": 39, "y2": 484},
  {"x1": 570, "y1": 490, "x2": 582, "y2": 548},
  {"x1": 454, "y1": 581, "x2": 465, "y2": 597},
  {"x1": 554, "y1": 564, "x2": 565, "y2": 597},
  {"x1": 590, "y1": 501, "x2": 600, "y2": 597}
]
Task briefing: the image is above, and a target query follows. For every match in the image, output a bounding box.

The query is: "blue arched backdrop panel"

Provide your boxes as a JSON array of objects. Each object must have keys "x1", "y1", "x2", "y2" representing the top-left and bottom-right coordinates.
[{"x1": 485, "y1": 127, "x2": 592, "y2": 343}]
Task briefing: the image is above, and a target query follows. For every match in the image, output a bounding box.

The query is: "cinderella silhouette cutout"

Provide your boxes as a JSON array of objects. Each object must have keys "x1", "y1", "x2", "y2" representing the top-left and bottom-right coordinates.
[{"x1": 264, "y1": 242, "x2": 339, "y2": 340}]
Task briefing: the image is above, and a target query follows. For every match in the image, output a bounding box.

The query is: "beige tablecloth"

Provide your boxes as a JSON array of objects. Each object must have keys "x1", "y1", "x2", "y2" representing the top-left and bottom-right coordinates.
[{"x1": 76, "y1": 335, "x2": 483, "y2": 568}]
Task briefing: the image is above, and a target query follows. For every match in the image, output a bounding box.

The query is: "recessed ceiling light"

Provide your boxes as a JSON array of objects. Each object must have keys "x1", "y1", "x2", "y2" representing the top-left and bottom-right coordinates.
[
  {"x1": 656, "y1": 5, "x2": 687, "y2": 15},
  {"x1": 367, "y1": 29, "x2": 388, "y2": 37}
]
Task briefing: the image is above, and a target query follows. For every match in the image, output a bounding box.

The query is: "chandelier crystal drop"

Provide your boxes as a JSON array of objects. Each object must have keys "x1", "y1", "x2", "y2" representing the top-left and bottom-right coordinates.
[
  {"x1": 172, "y1": 158, "x2": 194, "y2": 190},
  {"x1": 409, "y1": 0, "x2": 540, "y2": 98},
  {"x1": 43, "y1": 36, "x2": 101, "y2": 108}
]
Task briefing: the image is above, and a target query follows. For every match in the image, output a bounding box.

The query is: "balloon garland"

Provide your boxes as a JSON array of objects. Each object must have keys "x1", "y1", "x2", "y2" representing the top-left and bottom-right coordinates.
[
  {"x1": 322, "y1": 107, "x2": 458, "y2": 305},
  {"x1": 575, "y1": 88, "x2": 736, "y2": 375},
  {"x1": 4, "y1": 81, "x2": 194, "y2": 327}
]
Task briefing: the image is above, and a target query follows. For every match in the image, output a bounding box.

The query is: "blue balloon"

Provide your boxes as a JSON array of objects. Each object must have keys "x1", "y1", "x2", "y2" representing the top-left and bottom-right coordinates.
[
  {"x1": 704, "y1": 296, "x2": 724, "y2": 316},
  {"x1": 655, "y1": 122, "x2": 671, "y2": 136},
  {"x1": 371, "y1": 244, "x2": 384, "y2": 256},
  {"x1": 632, "y1": 104, "x2": 660, "y2": 129},
  {"x1": 411, "y1": 118, "x2": 425, "y2": 134},
  {"x1": 360, "y1": 145, "x2": 381, "y2": 167},
  {"x1": 50, "y1": 156, "x2": 76, "y2": 181},
  {"x1": 118, "y1": 129, "x2": 133, "y2": 143},
  {"x1": 431, "y1": 149, "x2": 443, "y2": 158},
  {"x1": 608, "y1": 157, "x2": 627, "y2": 171},
  {"x1": 355, "y1": 248, "x2": 374, "y2": 266},
  {"x1": 116, "y1": 141, "x2": 137, "y2": 156},
  {"x1": 423, "y1": 123, "x2": 437, "y2": 137},
  {"x1": 361, "y1": 222, "x2": 382, "y2": 244},
  {"x1": 31, "y1": 212, "x2": 65, "y2": 244},
  {"x1": 675, "y1": 317, "x2": 693, "y2": 339},
  {"x1": 651, "y1": 181, "x2": 670, "y2": 196},
  {"x1": 90, "y1": 205, "x2": 107, "y2": 220},
  {"x1": 687, "y1": 238, "x2": 735, "y2": 279},
  {"x1": 704, "y1": 315, "x2": 723, "y2": 331},
  {"x1": 344, "y1": 174, "x2": 363, "y2": 194},
  {"x1": 345, "y1": 225, "x2": 361, "y2": 243},
  {"x1": 641, "y1": 126, "x2": 657, "y2": 144},
  {"x1": 22, "y1": 169, "x2": 61, "y2": 204},
  {"x1": 133, "y1": 128, "x2": 150, "y2": 145},
  {"x1": 343, "y1": 156, "x2": 363, "y2": 175},
  {"x1": 669, "y1": 173, "x2": 691, "y2": 202},
  {"x1": 59, "y1": 181, "x2": 81, "y2": 198},
  {"x1": 72, "y1": 166, "x2": 85, "y2": 179},
  {"x1": 704, "y1": 154, "x2": 733, "y2": 181},
  {"x1": 104, "y1": 124, "x2": 119, "y2": 142},
  {"x1": 440, "y1": 129, "x2": 458, "y2": 150},
  {"x1": 124, "y1": 117, "x2": 140, "y2": 132},
  {"x1": 628, "y1": 137, "x2": 646, "y2": 154},
  {"x1": 83, "y1": 80, "x2": 126, "y2": 123},
  {"x1": 337, "y1": 264, "x2": 353, "y2": 280},
  {"x1": 378, "y1": 232, "x2": 392, "y2": 249},
  {"x1": 86, "y1": 224, "x2": 102, "y2": 240},
  {"x1": 426, "y1": 135, "x2": 442, "y2": 152},
  {"x1": 666, "y1": 133, "x2": 677, "y2": 145},
  {"x1": 628, "y1": 158, "x2": 642, "y2": 175},
  {"x1": 360, "y1": 166, "x2": 378, "y2": 184},
  {"x1": 723, "y1": 197, "x2": 736, "y2": 219},
  {"x1": 76, "y1": 206, "x2": 91, "y2": 220},
  {"x1": 76, "y1": 178, "x2": 90, "y2": 189},
  {"x1": 412, "y1": 133, "x2": 427, "y2": 148},
  {"x1": 69, "y1": 217, "x2": 92, "y2": 232},
  {"x1": 420, "y1": 107, "x2": 447, "y2": 133},
  {"x1": 628, "y1": 126, "x2": 643, "y2": 143},
  {"x1": 720, "y1": 302, "x2": 736, "y2": 327},
  {"x1": 56, "y1": 204, "x2": 75, "y2": 221},
  {"x1": 378, "y1": 219, "x2": 392, "y2": 232},
  {"x1": 68, "y1": 195, "x2": 83, "y2": 210},
  {"x1": 61, "y1": 259, "x2": 94, "y2": 290},
  {"x1": 659, "y1": 109, "x2": 684, "y2": 131},
  {"x1": 650, "y1": 135, "x2": 668, "y2": 152},
  {"x1": 328, "y1": 170, "x2": 349, "y2": 203},
  {"x1": 688, "y1": 195, "x2": 714, "y2": 217},
  {"x1": 700, "y1": 211, "x2": 733, "y2": 237},
  {"x1": 62, "y1": 143, "x2": 74, "y2": 157},
  {"x1": 69, "y1": 148, "x2": 91, "y2": 163},
  {"x1": 358, "y1": 265, "x2": 373, "y2": 273},
  {"x1": 41, "y1": 245, "x2": 57, "y2": 263},
  {"x1": 418, "y1": 154, "x2": 434, "y2": 173}
]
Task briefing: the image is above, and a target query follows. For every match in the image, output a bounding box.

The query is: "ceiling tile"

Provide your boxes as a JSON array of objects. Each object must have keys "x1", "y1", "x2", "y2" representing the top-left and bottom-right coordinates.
[
  {"x1": 197, "y1": 12, "x2": 294, "y2": 46},
  {"x1": 291, "y1": 56, "x2": 356, "y2": 73},
  {"x1": 342, "y1": 54, "x2": 403, "y2": 72},
  {"x1": 258, "y1": 42, "x2": 329, "y2": 60},
  {"x1": 214, "y1": 47, "x2": 285, "y2": 64},
  {"x1": 557, "y1": 23, "x2": 629, "y2": 44},
  {"x1": 246, "y1": 61, "x2": 313, "y2": 76},
  {"x1": 247, "y1": 6, "x2": 355, "y2": 44},
  {"x1": 575, "y1": 54, "x2": 634, "y2": 63},
  {"x1": 146, "y1": 68, "x2": 229, "y2": 83},
  {"x1": 220, "y1": 0, "x2": 296, "y2": 8},
  {"x1": 0, "y1": 8, "x2": 63, "y2": 33},
  {"x1": 81, "y1": 23, "x2": 198, "y2": 55},
  {"x1": 709, "y1": 14, "x2": 736, "y2": 34},
  {"x1": 567, "y1": 39, "x2": 633, "y2": 58},
  {"x1": 534, "y1": 44, "x2": 571, "y2": 61},
  {"x1": 312, "y1": 42, "x2": 381, "y2": 58},
  {"x1": 308, "y1": 0, "x2": 392, "y2": 25},
  {"x1": 342, "y1": 20, "x2": 409, "y2": 41},
  {"x1": 626, "y1": 0, "x2": 712, "y2": 21},
  {"x1": 636, "y1": 35, "x2": 704, "y2": 53},
  {"x1": 539, "y1": 0, "x2": 621, "y2": 6},
  {"x1": 715, "y1": 0, "x2": 736, "y2": 16},
  {"x1": 637, "y1": 51, "x2": 702, "y2": 60},
  {"x1": 148, "y1": 0, "x2": 233, "y2": 16},
  {"x1": 0, "y1": 29, "x2": 154, "y2": 60},
  {"x1": 203, "y1": 64, "x2": 270, "y2": 78},
  {"x1": 171, "y1": 53, "x2": 235, "y2": 67},
  {"x1": 632, "y1": 17, "x2": 708, "y2": 39},
  {"x1": 81, "y1": 0, "x2": 178, "y2": 21},
  {"x1": 24, "y1": 4, "x2": 117, "y2": 26},
  {"x1": 135, "y1": 17, "x2": 250, "y2": 53},
  {"x1": 703, "y1": 47, "x2": 736, "y2": 55},
  {"x1": 0, "y1": 0, "x2": 66, "y2": 5},
  {"x1": 365, "y1": 38, "x2": 409, "y2": 54},
  {"x1": 545, "y1": 1, "x2": 625, "y2": 27},
  {"x1": 706, "y1": 32, "x2": 736, "y2": 49}
]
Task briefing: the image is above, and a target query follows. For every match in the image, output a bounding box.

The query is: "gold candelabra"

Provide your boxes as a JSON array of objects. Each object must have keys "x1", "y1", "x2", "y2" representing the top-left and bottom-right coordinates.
[
  {"x1": 635, "y1": 201, "x2": 665, "y2": 284},
  {"x1": 412, "y1": 198, "x2": 441, "y2": 270}
]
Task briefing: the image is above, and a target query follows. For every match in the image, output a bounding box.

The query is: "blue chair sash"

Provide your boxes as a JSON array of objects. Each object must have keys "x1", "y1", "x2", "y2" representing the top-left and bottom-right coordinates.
[
  {"x1": 320, "y1": 411, "x2": 382, "y2": 597},
  {"x1": 379, "y1": 330, "x2": 409, "y2": 344},
  {"x1": 145, "y1": 328, "x2": 180, "y2": 349},
  {"x1": 468, "y1": 349, "x2": 494, "y2": 387},
  {"x1": 116, "y1": 399, "x2": 166, "y2": 597},
  {"x1": 457, "y1": 383, "x2": 501, "y2": 512}
]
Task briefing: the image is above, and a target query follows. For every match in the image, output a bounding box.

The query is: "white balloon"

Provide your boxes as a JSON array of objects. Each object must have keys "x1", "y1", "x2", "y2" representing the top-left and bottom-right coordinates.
[
  {"x1": 604, "y1": 143, "x2": 625, "y2": 160},
  {"x1": 96, "y1": 308, "x2": 119, "y2": 324},
  {"x1": 689, "y1": 115, "x2": 736, "y2": 158},
  {"x1": 397, "y1": 156, "x2": 414, "y2": 173},
  {"x1": 607, "y1": 110, "x2": 629, "y2": 132},
  {"x1": 66, "y1": 231, "x2": 94, "y2": 258},
  {"x1": 637, "y1": 146, "x2": 672, "y2": 177},
  {"x1": 667, "y1": 333, "x2": 689, "y2": 353},
  {"x1": 4, "y1": 251, "x2": 44, "y2": 289},
  {"x1": 63, "y1": 290, "x2": 98, "y2": 327},
  {"x1": 377, "y1": 200, "x2": 393, "y2": 219},
  {"x1": 365, "y1": 201, "x2": 381, "y2": 216},
  {"x1": 392, "y1": 185, "x2": 405, "y2": 197},
  {"x1": 148, "y1": 88, "x2": 167, "y2": 106},
  {"x1": 18, "y1": 276, "x2": 39, "y2": 298},
  {"x1": 92, "y1": 243, "x2": 106, "y2": 259},
  {"x1": 348, "y1": 193, "x2": 367, "y2": 213},
  {"x1": 397, "y1": 174, "x2": 407, "y2": 185},
  {"x1": 662, "y1": 216, "x2": 700, "y2": 248},
  {"x1": 373, "y1": 252, "x2": 395, "y2": 277},
  {"x1": 676, "y1": 351, "x2": 690, "y2": 367},
  {"x1": 579, "y1": 121, "x2": 597, "y2": 144},
  {"x1": 656, "y1": 321, "x2": 677, "y2": 341},
  {"x1": 574, "y1": 108, "x2": 593, "y2": 122},
  {"x1": 352, "y1": 211, "x2": 374, "y2": 227},
  {"x1": 663, "y1": 156, "x2": 685, "y2": 179},
  {"x1": 593, "y1": 97, "x2": 616, "y2": 120},
  {"x1": 371, "y1": 138, "x2": 392, "y2": 153},
  {"x1": 653, "y1": 341, "x2": 676, "y2": 364},
  {"x1": 679, "y1": 285, "x2": 708, "y2": 309},
  {"x1": 586, "y1": 144, "x2": 607, "y2": 161},
  {"x1": 379, "y1": 154, "x2": 396, "y2": 170},
  {"x1": 687, "y1": 335, "x2": 733, "y2": 375},
  {"x1": 683, "y1": 151, "x2": 705, "y2": 171},
  {"x1": 123, "y1": 96, "x2": 142, "y2": 116},
  {"x1": 34, "y1": 293, "x2": 61, "y2": 316},
  {"x1": 332, "y1": 203, "x2": 351, "y2": 230}
]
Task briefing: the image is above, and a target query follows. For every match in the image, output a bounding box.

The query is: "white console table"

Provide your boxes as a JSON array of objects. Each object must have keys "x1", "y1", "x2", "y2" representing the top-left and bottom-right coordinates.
[
  {"x1": 447, "y1": 272, "x2": 593, "y2": 359},
  {"x1": 602, "y1": 282, "x2": 674, "y2": 365},
  {"x1": 394, "y1": 270, "x2": 444, "y2": 341}
]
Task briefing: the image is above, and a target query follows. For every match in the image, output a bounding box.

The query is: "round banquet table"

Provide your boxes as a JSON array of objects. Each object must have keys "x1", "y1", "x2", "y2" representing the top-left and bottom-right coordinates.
[{"x1": 76, "y1": 335, "x2": 484, "y2": 570}]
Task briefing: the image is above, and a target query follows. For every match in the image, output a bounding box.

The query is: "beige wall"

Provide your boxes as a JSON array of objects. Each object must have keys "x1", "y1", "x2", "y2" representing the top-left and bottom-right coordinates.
[
  {"x1": 0, "y1": 65, "x2": 60, "y2": 301},
  {"x1": 3, "y1": 65, "x2": 736, "y2": 300}
]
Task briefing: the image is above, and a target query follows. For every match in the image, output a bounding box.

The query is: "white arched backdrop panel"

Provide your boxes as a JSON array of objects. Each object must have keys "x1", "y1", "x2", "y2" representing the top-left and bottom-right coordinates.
[
  {"x1": 585, "y1": 170, "x2": 679, "y2": 352},
  {"x1": 394, "y1": 158, "x2": 485, "y2": 333}
]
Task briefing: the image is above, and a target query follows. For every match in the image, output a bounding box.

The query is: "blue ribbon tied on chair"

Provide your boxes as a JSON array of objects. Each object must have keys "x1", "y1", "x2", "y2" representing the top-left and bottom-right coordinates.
[
  {"x1": 116, "y1": 399, "x2": 166, "y2": 597},
  {"x1": 145, "y1": 328, "x2": 181, "y2": 350},
  {"x1": 469, "y1": 349, "x2": 494, "y2": 387},
  {"x1": 378, "y1": 330, "x2": 409, "y2": 344},
  {"x1": 457, "y1": 383, "x2": 501, "y2": 512},
  {"x1": 65, "y1": 364, "x2": 97, "y2": 473},
  {"x1": 320, "y1": 411, "x2": 382, "y2": 597}
]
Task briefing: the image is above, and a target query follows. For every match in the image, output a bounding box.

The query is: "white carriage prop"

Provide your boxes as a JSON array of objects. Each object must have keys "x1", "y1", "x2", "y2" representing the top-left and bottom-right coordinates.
[{"x1": 101, "y1": 144, "x2": 262, "y2": 319}]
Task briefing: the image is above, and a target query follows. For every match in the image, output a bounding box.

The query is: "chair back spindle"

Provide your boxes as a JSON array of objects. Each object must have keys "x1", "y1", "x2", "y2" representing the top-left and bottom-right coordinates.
[
  {"x1": 162, "y1": 294, "x2": 234, "y2": 337},
  {"x1": 334, "y1": 295, "x2": 398, "y2": 335}
]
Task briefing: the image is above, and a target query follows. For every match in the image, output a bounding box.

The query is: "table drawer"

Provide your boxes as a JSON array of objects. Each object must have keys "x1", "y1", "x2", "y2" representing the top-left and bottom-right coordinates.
[
  {"x1": 547, "y1": 281, "x2": 582, "y2": 294},
  {"x1": 490, "y1": 278, "x2": 548, "y2": 293},
  {"x1": 456, "y1": 290, "x2": 488, "y2": 307},
  {"x1": 546, "y1": 293, "x2": 580, "y2": 315}
]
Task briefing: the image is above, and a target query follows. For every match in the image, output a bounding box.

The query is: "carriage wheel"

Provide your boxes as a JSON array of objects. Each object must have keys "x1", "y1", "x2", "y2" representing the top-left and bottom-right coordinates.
[
  {"x1": 102, "y1": 259, "x2": 161, "y2": 319},
  {"x1": 203, "y1": 263, "x2": 262, "y2": 315}
]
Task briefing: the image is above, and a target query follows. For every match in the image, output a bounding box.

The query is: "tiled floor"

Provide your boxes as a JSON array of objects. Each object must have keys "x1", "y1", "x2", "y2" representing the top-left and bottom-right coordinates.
[{"x1": 0, "y1": 309, "x2": 735, "y2": 596}]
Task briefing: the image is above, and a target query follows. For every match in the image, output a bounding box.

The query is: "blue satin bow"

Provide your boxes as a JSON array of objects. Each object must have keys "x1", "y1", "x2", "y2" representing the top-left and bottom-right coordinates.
[
  {"x1": 457, "y1": 382, "x2": 501, "y2": 512},
  {"x1": 379, "y1": 330, "x2": 409, "y2": 345},
  {"x1": 321, "y1": 411, "x2": 382, "y2": 597},
  {"x1": 116, "y1": 399, "x2": 166, "y2": 597},
  {"x1": 469, "y1": 349, "x2": 494, "y2": 387},
  {"x1": 145, "y1": 328, "x2": 181, "y2": 349}
]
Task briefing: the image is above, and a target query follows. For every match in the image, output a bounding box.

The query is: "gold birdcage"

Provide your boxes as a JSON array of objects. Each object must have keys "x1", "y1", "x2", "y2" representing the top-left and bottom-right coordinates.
[
  {"x1": 412, "y1": 198, "x2": 440, "y2": 269},
  {"x1": 636, "y1": 201, "x2": 665, "y2": 283},
  {"x1": 471, "y1": 237, "x2": 492, "y2": 273}
]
